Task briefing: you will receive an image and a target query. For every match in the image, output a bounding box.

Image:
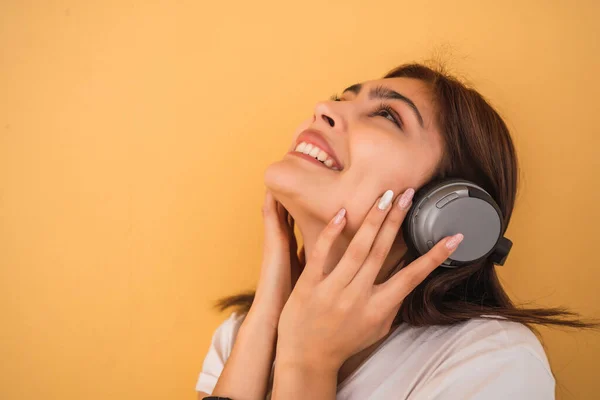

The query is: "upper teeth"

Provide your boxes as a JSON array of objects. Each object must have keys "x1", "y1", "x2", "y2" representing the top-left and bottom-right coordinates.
[{"x1": 294, "y1": 142, "x2": 340, "y2": 170}]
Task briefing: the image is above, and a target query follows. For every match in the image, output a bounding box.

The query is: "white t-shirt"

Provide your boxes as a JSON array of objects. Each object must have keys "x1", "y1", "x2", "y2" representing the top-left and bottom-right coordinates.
[{"x1": 195, "y1": 311, "x2": 555, "y2": 399}]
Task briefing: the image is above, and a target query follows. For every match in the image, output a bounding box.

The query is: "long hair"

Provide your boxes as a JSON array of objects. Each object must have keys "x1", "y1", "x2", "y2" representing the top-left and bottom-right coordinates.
[{"x1": 211, "y1": 63, "x2": 599, "y2": 336}]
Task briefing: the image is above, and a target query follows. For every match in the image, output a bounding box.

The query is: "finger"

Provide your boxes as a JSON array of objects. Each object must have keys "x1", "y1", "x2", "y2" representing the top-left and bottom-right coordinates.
[
  {"x1": 262, "y1": 190, "x2": 287, "y2": 244},
  {"x1": 275, "y1": 198, "x2": 288, "y2": 225},
  {"x1": 349, "y1": 188, "x2": 415, "y2": 291},
  {"x1": 288, "y1": 215, "x2": 297, "y2": 245},
  {"x1": 302, "y1": 207, "x2": 347, "y2": 284},
  {"x1": 289, "y1": 227, "x2": 301, "y2": 287},
  {"x1": 288, "y1": 215, "x2": 299, "y2": 262},
  {"x1": 324, "y1": 190, "x2": 395, "y2": 291},
  {"x1": 285, "y1": 210, "x2": 296, "y2": 241},
  {"x1": 262, "y1": 190, "x2": 276, "y2": 222},
  {"x1": 373, "y1": 233, "x2": 464, "y2": 314}
]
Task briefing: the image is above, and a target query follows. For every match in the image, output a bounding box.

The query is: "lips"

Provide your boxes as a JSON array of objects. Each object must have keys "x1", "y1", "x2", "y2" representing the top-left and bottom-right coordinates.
[{"x1": 295, "y1": 129, "x2": 344, "y2": 170}]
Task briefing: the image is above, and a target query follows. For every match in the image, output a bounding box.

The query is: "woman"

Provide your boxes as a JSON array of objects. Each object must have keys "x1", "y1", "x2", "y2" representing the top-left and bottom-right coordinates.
[{"x1": 195, "y1": 63, "x2": 598, "y2": 399}]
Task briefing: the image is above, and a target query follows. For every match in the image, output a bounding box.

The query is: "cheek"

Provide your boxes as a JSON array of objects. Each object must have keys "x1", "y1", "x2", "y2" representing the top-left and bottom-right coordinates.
[
  {"x1": 330, "y1": 197, "x2": 369, "y2": 237},
  {"x1": 340, "y1": 154, "x2": 411, "y2": 218},
  {"x1": 350, "y1": 140, "x2": 410, "y2": 185},
  {"x1": 352, "y1": 130, "x2": 407, "y2": 161}
]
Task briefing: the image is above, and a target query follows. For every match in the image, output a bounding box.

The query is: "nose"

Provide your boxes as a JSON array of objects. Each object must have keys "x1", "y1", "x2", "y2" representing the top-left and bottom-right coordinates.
[{"x1": 313, "y1": 101, "x2": 346, "y2": 131}]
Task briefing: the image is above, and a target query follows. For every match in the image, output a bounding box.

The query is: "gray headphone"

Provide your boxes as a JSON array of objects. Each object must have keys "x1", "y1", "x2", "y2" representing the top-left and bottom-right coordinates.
[{"x1": 401, "y1": 178, "x2": 513, "y2": 268}]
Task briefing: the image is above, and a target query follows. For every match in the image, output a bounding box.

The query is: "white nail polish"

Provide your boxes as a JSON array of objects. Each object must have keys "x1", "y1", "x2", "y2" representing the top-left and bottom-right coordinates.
[
  {"x1": 333, "y1": 208, "x2": 346, "y2": 224},
  {"x1": 446, "y1": 233, "x2": 464, "y2": 250},
  {"x1": 378, "y1": 190, "x2": 394, "y2": 210}
]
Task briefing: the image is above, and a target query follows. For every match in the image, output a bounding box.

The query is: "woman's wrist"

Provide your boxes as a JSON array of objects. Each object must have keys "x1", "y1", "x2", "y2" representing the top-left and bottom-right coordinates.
[
  {"x1": 234, "y1": 306, "x2": 280, "y2": 359},
  {"x1": 210, "y1": 310, "x2": 278, "y2": 399},
  {"x1": 245, "y1": 301, "x2": 283, "y2": 332},
  {"x1": 272, "y1": 357, "x2": 338, "y2": 400}
]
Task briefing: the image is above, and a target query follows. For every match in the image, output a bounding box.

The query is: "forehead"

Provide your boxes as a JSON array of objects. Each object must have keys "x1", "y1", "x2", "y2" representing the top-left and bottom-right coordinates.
[{"x1": 346, "y1": 77, "x2": 436, "y2": 131}]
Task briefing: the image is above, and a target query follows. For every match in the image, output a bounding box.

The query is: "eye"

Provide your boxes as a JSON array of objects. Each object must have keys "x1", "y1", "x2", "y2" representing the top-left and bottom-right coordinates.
[
  {"x1": 372, "y1": 102, "x2": 403, "y2": 129},
  {"x1": 328, "y1": 94, "x2": 403, "y2": 129}
]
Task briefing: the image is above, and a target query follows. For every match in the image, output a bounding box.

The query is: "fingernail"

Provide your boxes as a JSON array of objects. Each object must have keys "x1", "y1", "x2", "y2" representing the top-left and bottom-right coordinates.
[
  {"x1": 398, "y1": 188, "x2": 415, "y2": 210},
  {"x1": 445, "y1": 233, "x2": 464, "y2": 250},
  {"x1": 377, "y1": 190, "x2": 394, "y2": 210},
  {"x1": 333, "y1": 208, "x2": 346, "y2": 224}
]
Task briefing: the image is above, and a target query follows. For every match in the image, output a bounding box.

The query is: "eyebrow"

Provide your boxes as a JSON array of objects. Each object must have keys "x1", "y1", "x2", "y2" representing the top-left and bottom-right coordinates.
[{"x1": 342, "y1": 83, "x2": 424, "y2": 128}]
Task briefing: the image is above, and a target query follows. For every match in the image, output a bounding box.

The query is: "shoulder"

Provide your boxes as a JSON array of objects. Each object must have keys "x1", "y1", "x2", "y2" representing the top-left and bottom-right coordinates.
[
  {"x1": 403, "y1": 317, "x2": 555, "y2": 399},
  {"x1": 336, "y1": 317, "x2": 555, "y2": 399},
  {"x1": 219, "y1": 310, "x2": 248, "y2": 335},
  {"x1": 210, "y1": 310, "x2": 248, "y2": 356},
  {"x1": 432, "y1": 316, "x2": 554, "y2": 382},
  {"x1": 458, "y1": 317, "x2": 550, "y2": 364},
  {"x1": 195, "y1": 311, "x2": 249, "y2": 394}
]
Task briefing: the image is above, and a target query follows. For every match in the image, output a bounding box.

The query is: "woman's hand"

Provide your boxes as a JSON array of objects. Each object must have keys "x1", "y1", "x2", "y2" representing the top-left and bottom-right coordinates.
[
  {"x1": 210, "y1": 190, "x2": 300, "y2": 400},
  {"x1": 274, "y1": 188, "x2": 464, "y2": 372},
  {"x1": 249, "y1": 189, "x2": 302, "y2": 330}
]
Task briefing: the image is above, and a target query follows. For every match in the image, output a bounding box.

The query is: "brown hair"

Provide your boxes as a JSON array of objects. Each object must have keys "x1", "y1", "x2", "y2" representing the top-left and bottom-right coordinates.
[{"x1": 211, "y1": 62, "x2": 600, "y2": 336}]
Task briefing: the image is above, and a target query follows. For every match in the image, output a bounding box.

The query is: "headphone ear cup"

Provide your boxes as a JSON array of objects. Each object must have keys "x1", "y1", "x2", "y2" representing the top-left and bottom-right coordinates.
[
  {"x1": 401, "y1": 180, "x2": 437, "y2": 259},
  {"x1": 401, "y1": 194, "x2": 418, "y2": 256},
  {"x1": 401, "y1": 178, "x2": 510, "y2": 268}
]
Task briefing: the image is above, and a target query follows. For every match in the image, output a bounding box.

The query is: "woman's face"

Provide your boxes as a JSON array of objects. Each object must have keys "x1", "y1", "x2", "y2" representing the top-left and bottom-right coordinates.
[{"x1": 264, "y1": 77, "x2": 445, "y2": 234}]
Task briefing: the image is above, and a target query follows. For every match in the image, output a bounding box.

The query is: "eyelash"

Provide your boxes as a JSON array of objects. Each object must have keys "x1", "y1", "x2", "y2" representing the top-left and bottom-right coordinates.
[{"x1": 329, "y1": 94, "x2": 403, "y2": 129}]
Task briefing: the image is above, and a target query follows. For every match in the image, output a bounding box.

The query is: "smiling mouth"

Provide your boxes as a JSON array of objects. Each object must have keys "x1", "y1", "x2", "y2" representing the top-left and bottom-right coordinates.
[
  {"x1": 292, "y1": 142, "x2": 342, "y2": 171},
  {"x1": 288, "y1": 151, "x2": 342, "y2": 172}
]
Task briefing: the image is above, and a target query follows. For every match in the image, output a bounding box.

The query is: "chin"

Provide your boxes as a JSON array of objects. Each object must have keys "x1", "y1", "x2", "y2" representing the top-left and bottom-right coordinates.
[
  {"x1": 263, "y1": 158, "x2": 303, "y2": 198},
  {"x1": 265, "y1": 152, "x2": 341, "y2": 191},
  {"x1": 263, "y1": 156, "x2": 335, "y2": 223}
]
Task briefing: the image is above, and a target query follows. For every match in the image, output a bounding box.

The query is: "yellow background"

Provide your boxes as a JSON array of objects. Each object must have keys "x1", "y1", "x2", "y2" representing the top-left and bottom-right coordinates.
[{"x1": 1, "y1": 1, "x2": 598, "y2": 399}]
